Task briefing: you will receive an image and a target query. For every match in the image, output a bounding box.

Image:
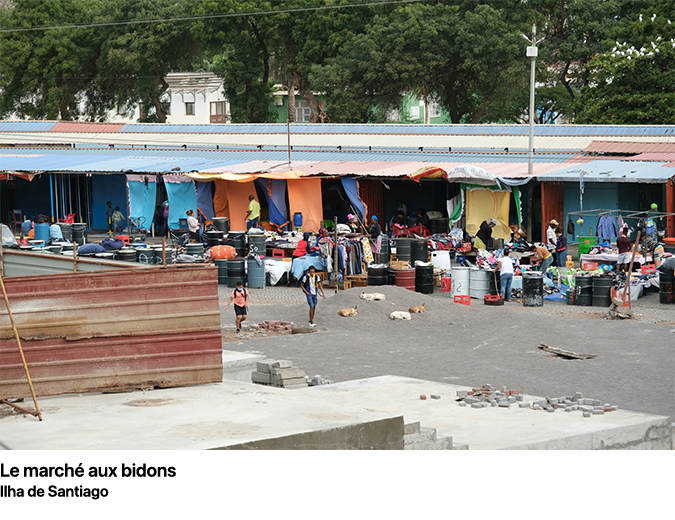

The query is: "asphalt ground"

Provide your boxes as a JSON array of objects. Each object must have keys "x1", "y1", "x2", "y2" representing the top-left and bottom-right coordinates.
[{"x1": 218, "y1": 284, "x2": 674, "y2": 420}]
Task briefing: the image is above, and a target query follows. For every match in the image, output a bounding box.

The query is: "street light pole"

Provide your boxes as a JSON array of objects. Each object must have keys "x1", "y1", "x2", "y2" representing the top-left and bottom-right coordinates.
[{"x1": 523, "y1": 24, "x2": 539, "y2": 177}]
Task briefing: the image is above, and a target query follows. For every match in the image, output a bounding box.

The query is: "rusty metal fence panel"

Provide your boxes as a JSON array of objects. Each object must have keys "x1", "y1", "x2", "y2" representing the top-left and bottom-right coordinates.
[{"x1": 0, "y1": 267, "x2": 222, "y2": 399}]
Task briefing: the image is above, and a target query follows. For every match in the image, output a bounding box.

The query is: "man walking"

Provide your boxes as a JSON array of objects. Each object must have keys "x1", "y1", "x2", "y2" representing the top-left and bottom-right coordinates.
[
  {"x1": 301, "y1": 265, "x2": 325, "y2": 327},
  {"x1": 245, "y1": 194, "x2": 261, "y2": 230},
  {"x1": 105, "y1": 201, "x2": 114, "y2": 236}
]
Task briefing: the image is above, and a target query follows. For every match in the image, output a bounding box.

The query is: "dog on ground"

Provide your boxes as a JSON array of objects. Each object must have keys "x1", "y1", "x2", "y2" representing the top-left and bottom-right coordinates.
[
  {"x1": 390, "y1": 311, "x2": 412, "y2": 320},
  {"x1": 360, "y1": 292, "x2": 386, "y2": 301},
  {"x1": 409, "y1": 303, "x2": 426, "y2": 313},
  {"x1": 337, "y1": 306, "x2": 358, "y2": 317}
]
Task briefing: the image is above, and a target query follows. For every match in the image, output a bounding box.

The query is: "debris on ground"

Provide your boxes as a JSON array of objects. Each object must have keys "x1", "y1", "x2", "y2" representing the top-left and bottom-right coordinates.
[
  {"x1": 251, "y1": 360, "x2": 308, "y2": 389},
  {"x1": 539, "y1": 343, "x2": 598, "y2": 360},
  {"x1": 306, "y1": 375, "x2": 333, "y2": 386},
  {"x1": 251, "y1": 321, "x2": 294, "y2": 332},
  {"x1": 606, "y1": 298, "x2": 634, "y2": 320},
  {"x1": 456, "y1": 385, "x2": 618, "y2": 417}
]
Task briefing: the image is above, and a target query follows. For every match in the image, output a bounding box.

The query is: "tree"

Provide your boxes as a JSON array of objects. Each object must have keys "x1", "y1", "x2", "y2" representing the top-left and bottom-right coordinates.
[
  {"x1": 312, "y1": 2, "x2": 528, "y2": 124},
  {"x1": 90, "y1": 0, "x2": 197, "y2": 123},
  {"x1": 574, "y1": 38, "x2": 675, "y2": 124},
  {"x1": 0, "y1": 0, "x2": 100, "y2": 120}
]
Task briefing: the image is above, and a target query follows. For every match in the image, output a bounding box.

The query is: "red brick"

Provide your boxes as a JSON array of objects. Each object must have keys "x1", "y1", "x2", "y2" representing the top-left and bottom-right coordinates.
[{"x1": 420, "y1": 394, "x2": 427, "y2": 400}]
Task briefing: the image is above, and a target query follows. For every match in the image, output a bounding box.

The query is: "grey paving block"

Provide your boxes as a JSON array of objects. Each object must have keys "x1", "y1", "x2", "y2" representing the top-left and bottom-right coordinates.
[
  {"x1": 430, "y1": 395, "x2": 441, "y2": 400},
  {"x1": 251, "y1": 371, "x2": 271, "y2": 384},
  {"x1": 272, "y1": 360, "x2": 293, "y2": 369},
  {"x1": 456, "y1": 390, "x2": 468, "y2": 398},
  {"x1": 458, "y1": 401, "x2": 467, "y2": 407}
]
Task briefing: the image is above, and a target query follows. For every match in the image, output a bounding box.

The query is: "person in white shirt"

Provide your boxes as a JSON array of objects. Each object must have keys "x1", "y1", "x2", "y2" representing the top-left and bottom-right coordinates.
[
  {"x1": 186, "y1": 209, "x2": 200, "y2": 243},
  {"x1": 494, "y1": 248, "x2": 514, "y2": 301},
  {"x1": 546, "y1": 219, "x2": 558, "y2": 251}
]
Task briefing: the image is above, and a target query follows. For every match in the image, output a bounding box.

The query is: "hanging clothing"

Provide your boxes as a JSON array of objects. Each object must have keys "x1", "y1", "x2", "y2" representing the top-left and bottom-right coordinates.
[{"x1": 596, "y1": 215, "x2": 618, "y2": 241}]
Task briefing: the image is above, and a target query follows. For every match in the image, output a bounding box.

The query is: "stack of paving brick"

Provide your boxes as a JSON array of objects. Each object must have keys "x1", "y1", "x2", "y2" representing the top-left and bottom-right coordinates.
[
  {"x1": 456, "y1": 384, "x2": 523, "y2": 409},
  {"x1": 251, "y1": 359, "x2": 308, "y2": 389},
  {"x1": 520, "y1": 392, "x2": 618, "y2": 418},
  {"x1": 250, "y1": 321, "x2": 294, "y2": 332}
]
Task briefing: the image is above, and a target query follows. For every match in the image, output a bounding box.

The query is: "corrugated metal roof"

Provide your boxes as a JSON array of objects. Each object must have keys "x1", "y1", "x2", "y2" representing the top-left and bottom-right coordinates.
[
  {"x1": 583, "y1": 141, "x2": 675, "y2": 153},
  {"x1": 50, "y1": 121, "x2": 124, "y2": 133},
  {"x1": 537, "y1": 160, "x2": 675, "y2": 183},
  {"x1": 621, "y1": 152, "x2": 675, "y2": 162},
  {"x1": 0, "y1": 121, "x2": 56, "y2": 132}
]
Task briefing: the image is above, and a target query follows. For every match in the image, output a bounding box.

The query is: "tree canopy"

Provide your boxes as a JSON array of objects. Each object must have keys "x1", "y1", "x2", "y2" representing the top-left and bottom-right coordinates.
[{"x1": 0, "y1": 0, "x2": 672, "y2": 124}]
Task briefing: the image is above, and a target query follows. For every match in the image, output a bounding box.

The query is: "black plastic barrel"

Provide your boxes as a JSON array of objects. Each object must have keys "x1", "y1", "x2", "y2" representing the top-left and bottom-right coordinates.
[
  {"x1": 428, "y1": 218, "x2": 448, "y2": 235},
  {"x1": 406, "y1": 217, "x2": 418, "y2": 228},
  {"x1": 186, "y1": 243, "x2": 204, "y2": 258},
  {"x1": 415, "y1": 264, "x2": 434, "y2": 294},
  {"x1": 387, "y1": 267, "x2": 396, "y2": 285},
  {"x1": 522, "y1": 271, "x2": 543, "y2": 307},
  {"x1": 395, "y1": 238, "x2": 412, "y2": 261},
  {"x1": 230, "y1": 232, "x2": 246, "y2": 257},
  {"x1": 136, "y1": 247, "x2": 155, "y2": 264},
  {"x1": 116, "y1": 247, "x2": 137, "y2": 262},
  {"x1": 227, "y1": 258, "x2": 246, "y2": 287},
  {"x1": 215, "y1": 259, "x2": 228, "y2": 285},
  {"x1": 205, "y1": 230, "x2": 224, "y2": 247},
  {"x1": 367, "y1": 266, "x2": 387, "y2": 286},
  {"x1": 410, "y1": 239, "x2": 428, "y2": 264},
  {"x1": 57, "y1": 223, "x2": 72, "y2": 241},
  {"x1": 575, "y1": 275, "x2": 592, "y2": 306},
  {"x1": 660, "y1": 273, "x2": 674, "y2": 304},
  {"x1": 380, "y1": 235, "x2": 390, "y2": 263},
  {"x1": 212, "y1": 217, "x2": 230, "y2": 233},
  {"x1": 248, "y1": 234, "x2": 266, "y2": 256},
  {"x1": 592, "y1": 276, "x2": 613, "y2": 307},
  {"x1": 71, "y1": 223, "x2": 86, "y2": 245}
]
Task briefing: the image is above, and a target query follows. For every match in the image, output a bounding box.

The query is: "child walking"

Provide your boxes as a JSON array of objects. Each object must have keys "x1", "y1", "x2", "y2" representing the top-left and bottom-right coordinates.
[
  {"x1": 111, "y1": 206, "x2": 126, "y2": 233},
  {"x1": 224, "y1": 281, "x2": 249, "y2": 333},
  {"x1": 301, "y1": 265, "x2": 325, "y2": 327}
]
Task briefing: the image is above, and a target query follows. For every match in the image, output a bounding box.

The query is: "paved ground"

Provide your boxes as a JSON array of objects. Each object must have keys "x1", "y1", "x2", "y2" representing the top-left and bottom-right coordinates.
[{"x1": 218, "y1": 284, "x2": 675, "y2": 421}]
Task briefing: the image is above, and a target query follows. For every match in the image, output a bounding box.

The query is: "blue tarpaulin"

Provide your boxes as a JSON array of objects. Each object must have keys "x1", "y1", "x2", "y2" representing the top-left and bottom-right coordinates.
[
  {"x1": 196, "y1": 181, "x2": 215, "y2": 221},
  {"x1": 127, "y1": 178, "x2": 157, "y2": 230},
  {"x1": 165, "y1": 179, "x2": 197, "y2": 229},
  {"x1": 340, "y1": 178, "x2": 366, "y2": 224},
  {"x1": 255, "y1": 178, "x2": 289, "y2": 228}
]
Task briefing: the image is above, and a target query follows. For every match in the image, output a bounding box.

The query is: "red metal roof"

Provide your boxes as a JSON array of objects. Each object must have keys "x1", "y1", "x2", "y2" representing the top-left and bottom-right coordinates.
[
  {"x1": 583, "y1": 141, "x2": 675, "y2": 154},
  {"x1": 50, "y1": 121, "x2": 124, "y2": 133},
  {"x1": 621, "y1": 152, "x2": 675, "y2": 162}
]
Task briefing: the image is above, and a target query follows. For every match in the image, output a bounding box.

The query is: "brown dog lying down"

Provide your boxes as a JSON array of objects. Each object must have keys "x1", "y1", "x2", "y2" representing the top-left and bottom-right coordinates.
[
  {"x1": 409, "y1": 303, "x2": 426, "y2": 313},
  {"x1": 337, "y1": 306, "x2": 358, "y2": 317}
]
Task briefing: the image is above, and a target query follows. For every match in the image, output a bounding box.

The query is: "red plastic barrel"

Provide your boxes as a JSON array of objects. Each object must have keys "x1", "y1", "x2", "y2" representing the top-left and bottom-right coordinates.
[{"x1": 395, "y1": 268, "x2": 415, "y2": 291}]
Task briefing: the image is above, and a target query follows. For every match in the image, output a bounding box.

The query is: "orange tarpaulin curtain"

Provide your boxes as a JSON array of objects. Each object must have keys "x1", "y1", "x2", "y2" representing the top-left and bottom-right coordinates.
[
  {"x1": 213, "y1": 179, "x2": 258, "y2": 232},
  {"x1": 287, "y1": 178, "x2": 323, "y2": 233}
]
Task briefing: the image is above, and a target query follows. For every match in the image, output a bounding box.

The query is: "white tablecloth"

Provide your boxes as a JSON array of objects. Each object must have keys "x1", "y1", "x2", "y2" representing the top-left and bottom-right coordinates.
[
  {"x1": 264, "y1": 259, "x2": 292, "y2": 285},
  {"x1": 580, "y1": 253, "x2": 645, "y2": 265}
]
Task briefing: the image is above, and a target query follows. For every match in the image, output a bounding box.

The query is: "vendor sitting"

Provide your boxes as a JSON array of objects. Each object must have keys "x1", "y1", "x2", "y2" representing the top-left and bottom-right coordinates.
[
  {"x1": 475, "y1": 218, "x2": 497, "y2": 249},
  {"x1": 408, "y1": 209, "x2": 430, "y2": 237},
  {"x1": 293, "y1": 232, "x2": 312, "y2": 257}
]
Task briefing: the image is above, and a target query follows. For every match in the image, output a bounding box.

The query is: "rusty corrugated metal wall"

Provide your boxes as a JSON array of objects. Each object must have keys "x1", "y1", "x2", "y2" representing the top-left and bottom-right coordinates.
[{"x1": 0, "y1": 267, "x2": 222, "y2": 399}]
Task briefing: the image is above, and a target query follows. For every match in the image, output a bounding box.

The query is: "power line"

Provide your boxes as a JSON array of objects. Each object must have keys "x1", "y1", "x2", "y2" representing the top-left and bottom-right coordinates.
[{"x1": 0, "y1": 0, "x2": 428, "y2": 33}]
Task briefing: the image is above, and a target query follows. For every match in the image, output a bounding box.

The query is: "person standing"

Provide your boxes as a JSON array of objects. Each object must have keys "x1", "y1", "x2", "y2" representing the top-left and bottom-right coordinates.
[
  {"x1": 347, "y1": 214, "x2": 359, "y2": 234},
  {"x1": 475, "y1": 218, "x2": 497, "y2": 249},
  {"x1": 396, "y1": 199, "x2": 407, "y2": 219},
  {"x1": 554, "y1": 227, "x2": 567, "y2": 267},
  {"x1": 494, "y1": 249, "x2": 514, "y2": 302},
  {"x1": 368, "y1": 215, "x2": 382, "y2": 263},
  {"x1": 186, "y1": 209, "x2": 200, "y2": 243},
  {"x1": 301, "y1": 265, "x2": 325, "y2": 327},
  {"x1": 616, "y1": 227, "x2": 632, "y2": 272},
  {"x1": 546, "y1": 219, "x2": 559, "y2": 251},
  {"x1": 105, "y1": 201, "x2": 114, "y2": 236},
  {"x1": 245, "y1": 195, "x2": 261, "y2": 230},
  {"x1": 224, "y1": 281, "x2": 249, "y2": 333},
  {"x1": 111, "y1": 206, "x2": 126, "y2": 233}
]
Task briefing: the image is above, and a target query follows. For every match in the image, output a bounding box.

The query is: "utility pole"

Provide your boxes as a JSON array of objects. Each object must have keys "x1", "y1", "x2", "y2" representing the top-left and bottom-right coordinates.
[{"x1": 521, "y1": 24, "x2": 543, "y2": 242}]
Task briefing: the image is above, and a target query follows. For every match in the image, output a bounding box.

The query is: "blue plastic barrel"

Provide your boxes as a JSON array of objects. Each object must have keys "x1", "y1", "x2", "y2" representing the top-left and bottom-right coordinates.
[
  {"x1": 34, "y1": 222, "x2": 49, "y2": 242},
  {"x1": 293, "y1": 212, "x2": 303, "y2": 227}
]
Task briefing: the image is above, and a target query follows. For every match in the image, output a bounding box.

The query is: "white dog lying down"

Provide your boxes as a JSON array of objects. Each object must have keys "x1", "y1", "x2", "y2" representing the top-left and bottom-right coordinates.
[
  {"x1": 360, "y1": 292, "x2": 386, "y2": 301},
  {"x1": 389, "y1": 311, "x2": 412, "y2": 320}
]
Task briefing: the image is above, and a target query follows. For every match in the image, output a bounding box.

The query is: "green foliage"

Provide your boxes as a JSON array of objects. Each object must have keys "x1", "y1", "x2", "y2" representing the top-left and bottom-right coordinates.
[{"x1": 575, "y1": 39, "x2": 675, "y2": 124}]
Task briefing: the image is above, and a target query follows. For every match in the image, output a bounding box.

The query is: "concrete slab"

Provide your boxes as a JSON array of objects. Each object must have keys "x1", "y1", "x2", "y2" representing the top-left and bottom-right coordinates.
[
  {"x1": 301, "y1": 376, "x2": 672, "y2": 450},
  {"x1": 0, "y1": 375, "x2": 669, "y2": 450},
  {"x1": 0, "y1": 381, "x2": 403, "y2": 450},
  {"x1": 221, "y1": 349, "x2": 264, "y2": 383}
]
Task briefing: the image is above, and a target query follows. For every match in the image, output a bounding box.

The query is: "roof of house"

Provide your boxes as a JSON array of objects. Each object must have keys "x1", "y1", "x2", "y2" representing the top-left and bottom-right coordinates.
[{"x1": 536, "y1": 159, "x2": 675, "y2": 183}]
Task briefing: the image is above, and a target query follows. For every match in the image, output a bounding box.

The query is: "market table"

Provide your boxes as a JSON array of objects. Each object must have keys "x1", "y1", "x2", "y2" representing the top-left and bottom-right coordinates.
[{"x1": 580, "y1": 253, "x2": 645, "y2": 266}]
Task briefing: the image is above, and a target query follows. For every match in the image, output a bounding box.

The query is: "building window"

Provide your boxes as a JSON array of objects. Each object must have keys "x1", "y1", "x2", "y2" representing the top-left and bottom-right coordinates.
[
  {"x1": 295, "y1": 100, "x2": 311, "y2": 122},
  {"x1": 185, "y1": 102, "x2": 195, "y2": 115},
  {"x1": 430, "y1": 102, "x2": 441, "y2": 119},
  {"x1": 210, "y1": 101, "x2": 227, "y2": 123},
  {"x1": 409, "y1": 106, "x2": 420, "y2": 120}
]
